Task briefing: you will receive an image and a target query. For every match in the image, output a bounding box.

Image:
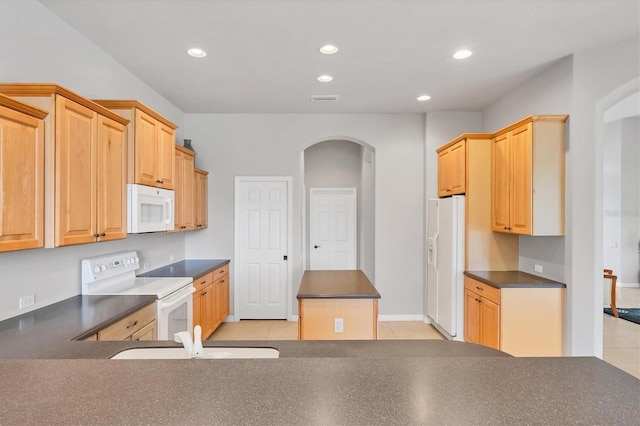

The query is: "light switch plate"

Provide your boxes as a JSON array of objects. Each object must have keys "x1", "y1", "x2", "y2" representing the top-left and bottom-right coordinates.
[
  {"x1": 19, "y1": 294, "x2": 35, "y2": 310},
  {"x1": 334, "y1": 318, "x2": 344, "y2": 333},
  {"x1": 534, "y1": 264, "x2": 543, "y2": 273}
]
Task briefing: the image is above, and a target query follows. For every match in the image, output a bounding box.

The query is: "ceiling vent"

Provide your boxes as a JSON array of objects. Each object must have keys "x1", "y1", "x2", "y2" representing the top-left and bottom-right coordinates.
[{"x1": 310, "y1": 95, "x2": 339, "y2": 102}]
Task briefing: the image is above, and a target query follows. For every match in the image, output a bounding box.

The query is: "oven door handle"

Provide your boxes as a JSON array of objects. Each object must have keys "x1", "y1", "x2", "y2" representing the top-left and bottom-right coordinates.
[{"x1": 159, "y1": 286, "x2": 195, "y2": 309}]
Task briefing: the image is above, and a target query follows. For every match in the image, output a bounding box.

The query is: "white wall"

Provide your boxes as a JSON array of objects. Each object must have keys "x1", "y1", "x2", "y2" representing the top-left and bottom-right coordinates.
[
  {"x1": 0, "y1": 0, "x2": 186, "y2": 320},
  {"x1": 602, "y1": 120, "x2": 622, "y2": 276},
  {"x1": 483, "y1": 56, "x2": 572, "y2": 282},
  {"x1": 620, "y1": 117, "x2": 640, "y2": 283},
  {"x1": 360, "y1": 147, "x2": 375, "y2": 281},
  {"x1": 569, "y1": 37, "x2": 639, "y2": 356},
  {"x1": 184, "y1": 114, "x2": 425, "y2": 318}
]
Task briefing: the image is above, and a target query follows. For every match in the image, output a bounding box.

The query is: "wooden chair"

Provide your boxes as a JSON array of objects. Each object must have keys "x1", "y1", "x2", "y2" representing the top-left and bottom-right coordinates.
[{"x1": 603, "y1": 269, "x2": 619, "y2": 318}]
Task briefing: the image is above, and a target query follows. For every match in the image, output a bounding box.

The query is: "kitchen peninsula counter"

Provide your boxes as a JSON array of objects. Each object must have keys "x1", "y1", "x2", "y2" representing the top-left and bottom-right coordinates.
[
  {"x1": 297, "y1": 270, "x2": 380, "y2": 340},
  {"x1": 1, "y1": 354, "x2": 638, "y2": 425}
]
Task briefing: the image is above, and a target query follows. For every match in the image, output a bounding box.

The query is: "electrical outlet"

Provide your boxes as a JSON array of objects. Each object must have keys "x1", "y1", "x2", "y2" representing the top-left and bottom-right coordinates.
[
  {"x1": 143, "y1": 262, "x2": 150, "y2": 270},
  {"x1": 334, "y1": 318, "x2": 344, "y2": 333},
  {"x1": 19, "y1": 294, "x2": 35, "y2": 310},
  {"x1": 170, "y1": 255, "x2": 175, "y2": 262},
  {"x1": 534, "y1": 264, "x2": 543, "y2": 273}
]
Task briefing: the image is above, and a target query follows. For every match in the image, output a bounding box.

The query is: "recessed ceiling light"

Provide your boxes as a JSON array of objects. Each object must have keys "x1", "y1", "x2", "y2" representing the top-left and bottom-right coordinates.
[
  {"x1": 417, "y1": 95, "x2": 431, "y2": 101},
  {"x1": 317, "y1": 75, "x2": 333, "y2": 83},
  {"x1": 319, "y1": 44, "x2": 338, "y2": 55},
  {"x1": 452, "y1": 49, "x2": 472, "y2": 59},
  {"x1": 187, "y1": 48, "x2": 207, "y2": 58}
]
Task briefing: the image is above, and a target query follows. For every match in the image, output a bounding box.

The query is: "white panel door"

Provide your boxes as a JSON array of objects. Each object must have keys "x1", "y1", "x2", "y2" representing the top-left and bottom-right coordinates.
[
  {"x1": 310, "y1": 188, "x2": 357, "y2": 270},
  {"x1": 237, "y1": 179, "x2": 289, "y2": 319}
]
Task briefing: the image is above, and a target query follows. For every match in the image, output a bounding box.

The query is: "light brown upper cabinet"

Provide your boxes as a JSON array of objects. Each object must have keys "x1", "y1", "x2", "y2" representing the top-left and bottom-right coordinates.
[
  {"x1": 194, "y1": 168, "x2": 209, "y2": 230},
  {"x1": 437, "y1": 139, "x2": 466, "y2": 197},
  {"x1": 174, "y1": 145, "x2": 195, "y2": 231},
  {"x1": 92, "y1": 100, "x2": 177, "y2": 190},
  {"x1": 491, "y1": 115, "x2": 567, "y2": 235},
  {"x1": 0, "y1": 84, "x2": 130, "y2": 247},
  {"x1": 0, "y1": 95, "x2": 47, "y2": 252}
]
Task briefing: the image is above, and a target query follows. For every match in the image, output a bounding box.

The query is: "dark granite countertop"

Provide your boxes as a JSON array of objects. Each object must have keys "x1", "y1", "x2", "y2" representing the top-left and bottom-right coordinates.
[
  {"x1": 138, "y1": 259, "x2": 229, "y2": 279},
  {"x1": 297, "y1": 270, "x2": 381, "y2": 299},
  {"x1": 1, "y1": 356, "x2": 638, "y2": 425},
  {"x1": 464, "y1": 270, "x2": 566, "y2": 288},
  {"x1": 0, "y1": 295, "x2": 157, "y2": 358},
  {"x1": 0, "y1": 289, "x2": 638, "y2": 424}
]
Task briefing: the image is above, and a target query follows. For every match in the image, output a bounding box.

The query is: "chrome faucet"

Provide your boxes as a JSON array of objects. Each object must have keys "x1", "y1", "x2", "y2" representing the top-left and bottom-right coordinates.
[{"x1": 174, "y1": 325, "x2": 204, "y2": 359}]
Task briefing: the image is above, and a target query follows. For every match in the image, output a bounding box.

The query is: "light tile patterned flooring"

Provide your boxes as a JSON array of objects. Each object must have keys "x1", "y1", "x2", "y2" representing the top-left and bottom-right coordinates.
[
  {"x1": 209, "y1": 320, "x2": 444, "y2": 341},
  {"x1": 209, "y1": 289, "x2": 640, "y2": 380},
  {"x1": 603, "y1": 287, "x2": 640, "y2": 379}
]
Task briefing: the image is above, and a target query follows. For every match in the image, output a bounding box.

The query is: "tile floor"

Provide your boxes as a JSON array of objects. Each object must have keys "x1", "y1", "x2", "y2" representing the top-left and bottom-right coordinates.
[
  {"x1": 209, "y1": 320, "x2": 444, "y2": 341},
  {"x1": 602, "y1": 286, "x2": 640, "y2": 379},
  {"x1": 209, "y1": 289, "x2": 640, "y2": 380}
]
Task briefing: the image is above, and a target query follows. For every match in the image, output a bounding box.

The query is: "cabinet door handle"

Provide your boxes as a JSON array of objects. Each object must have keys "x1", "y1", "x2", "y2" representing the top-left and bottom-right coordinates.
[
  {"x1": 100, "y1": 232, "x2": 106, "y2": 237},
  {"x1": 220, "y1": 280, "x2": 225, "y2": 283},
  {"x1": 94, "y1": 233, "x2": 100, "y2": 238},
  {"x1": 156, "y1": 179, "x2": 164, "y2": 184},
  {"x1": 314, "y1": 245, "x2": 321, "y2": 249},
  {"x1": 200, "y1": 280, "x2": 206, "y2": 285},
  {"x1": 126, "y1": 320, "x2": 139, "y2": 329},
  {"x1": 475, "y1": 299, "x2": 481, "y2": 303}
]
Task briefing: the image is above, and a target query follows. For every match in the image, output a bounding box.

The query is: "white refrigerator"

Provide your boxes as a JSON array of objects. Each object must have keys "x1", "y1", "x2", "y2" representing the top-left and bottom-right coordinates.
[{"x1": 426, "y1": 195, "x2": 465, "y2": 341}]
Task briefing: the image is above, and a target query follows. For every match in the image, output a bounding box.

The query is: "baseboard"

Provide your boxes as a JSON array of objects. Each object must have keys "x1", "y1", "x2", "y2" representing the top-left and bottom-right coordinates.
[
  {"x1": 378, "y1": 314, "x2": 426, "y2": 322},
  {"x1": 225, "y1": 316, "x2": 299, "y2": 322},
  {"x1": 618, "y1": 282, "x2": 640, "y2": 288}
]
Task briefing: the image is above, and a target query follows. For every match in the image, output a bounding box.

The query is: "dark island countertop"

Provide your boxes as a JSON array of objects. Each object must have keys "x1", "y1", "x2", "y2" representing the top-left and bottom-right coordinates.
[
  {"x1": 464, "y1": 270, "x2": 566, "y2": 288},
  {"x1": 0, "y1": 289, "x2": 639, "y2": 424},
  {"x1": 297, "y1": 270, "x2": 381, "y2": 299},
  {"x1": 138, "y1": 259, "x2": 229, "y2": 279}
]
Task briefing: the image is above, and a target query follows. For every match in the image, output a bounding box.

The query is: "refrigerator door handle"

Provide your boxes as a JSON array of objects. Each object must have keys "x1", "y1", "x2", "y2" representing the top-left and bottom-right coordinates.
[{"x1": 427, "y1": 235, "x2": 437, "y2": 267}]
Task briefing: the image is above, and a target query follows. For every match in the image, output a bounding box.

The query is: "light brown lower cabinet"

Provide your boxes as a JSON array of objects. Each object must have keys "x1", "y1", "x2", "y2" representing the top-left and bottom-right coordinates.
[
  {"x1": 193, "y1": 264, "x2": 229, "y2": 339},
  {"x1": 464, "y1": 276, "x2": 564, "y2": 356},
  {"x1": 95, "y1": 303, "x2": 156, "y2": 341}
]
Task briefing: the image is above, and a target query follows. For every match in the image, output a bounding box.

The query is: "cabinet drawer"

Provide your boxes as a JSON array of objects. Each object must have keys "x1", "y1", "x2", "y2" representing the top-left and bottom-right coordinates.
[
  {"x1": 98, "y1": 303, "x2": 156, "y2": 341},
  {"x1": 464, "y1": 277, "x2": 500, "y2": 305},
  {"x1": 213, "y1": 264, "x2": 228, "y2": 278},
  {"x1": 194, "y1": 272, "x2": 214, "y2": 290},
  {"x1": 213, "y1": 272, "x2": 229, "y2": 287},
  {"x1": 131, "y1": 320, "x2": 156, "y2": 341}
]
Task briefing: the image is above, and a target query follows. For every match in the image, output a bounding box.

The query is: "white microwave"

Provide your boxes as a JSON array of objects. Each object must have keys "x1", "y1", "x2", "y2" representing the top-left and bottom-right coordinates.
[{"x1": 127, "y1": 184, "x2": 175, "y2": 233}]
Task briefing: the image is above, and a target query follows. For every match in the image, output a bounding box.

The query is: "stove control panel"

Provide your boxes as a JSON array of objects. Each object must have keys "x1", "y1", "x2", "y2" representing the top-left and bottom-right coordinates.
[{"x1": 81, "y1": 251, "x2": 140, "y2": 284}]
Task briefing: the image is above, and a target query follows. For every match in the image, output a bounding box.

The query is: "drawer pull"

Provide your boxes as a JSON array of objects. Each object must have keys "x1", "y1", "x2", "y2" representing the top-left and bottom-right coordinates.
[
  {"x1": 220, "y1": 279, "x2": 225, "y2": 283},
  {"x1": 200, "y1": 280, "x2": 206, "y2": 285},
  {"x1": 476, "y1": 286, "x2": 483, "y2": 291},
  {"x1": 126, "y1": 321, "x2": 139, "y2": 329},
  {"x1": 475, "y1": 299, "x2": 481, "y2": 303}
]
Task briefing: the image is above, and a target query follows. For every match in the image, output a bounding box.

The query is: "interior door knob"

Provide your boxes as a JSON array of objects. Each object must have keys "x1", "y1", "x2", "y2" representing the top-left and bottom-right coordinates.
[{"x1": 314, "y1": 245, "x2": 321, "y2": 249}]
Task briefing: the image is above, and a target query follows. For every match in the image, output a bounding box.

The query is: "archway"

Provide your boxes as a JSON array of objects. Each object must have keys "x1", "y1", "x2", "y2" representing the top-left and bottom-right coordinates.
[{"x1": 301, "y1": 137, "x2": 375, "y2": 281}]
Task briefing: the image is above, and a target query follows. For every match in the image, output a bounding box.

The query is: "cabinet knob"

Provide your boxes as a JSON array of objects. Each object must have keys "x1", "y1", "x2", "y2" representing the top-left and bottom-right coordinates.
[
  {"x1": 100, "y1": 232, "x2": 106, "y2": 237},
  {"x1": 94, "y1": 233, "x2": 100, "y2": 238}
]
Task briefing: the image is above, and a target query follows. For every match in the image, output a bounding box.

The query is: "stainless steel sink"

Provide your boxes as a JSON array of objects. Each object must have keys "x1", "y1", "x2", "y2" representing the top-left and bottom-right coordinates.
[{"x1": 110, "y1": 347, "x2": 279, "y2": 359}]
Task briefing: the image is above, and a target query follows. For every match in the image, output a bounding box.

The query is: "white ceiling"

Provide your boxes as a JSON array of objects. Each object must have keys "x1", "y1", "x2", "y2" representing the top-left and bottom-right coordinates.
[{"x1": 39, "y1": 0, "x2": 639, "y2": 114}]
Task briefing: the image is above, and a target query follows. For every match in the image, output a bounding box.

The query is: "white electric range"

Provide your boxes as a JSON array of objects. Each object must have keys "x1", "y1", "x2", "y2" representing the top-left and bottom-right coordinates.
[{"x1": 81, "y1": 251, "x2": 194, "y2": 340}]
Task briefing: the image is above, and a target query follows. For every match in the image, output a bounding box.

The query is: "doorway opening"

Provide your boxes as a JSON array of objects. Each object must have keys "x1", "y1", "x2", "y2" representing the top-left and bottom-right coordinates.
[{"x1": 302, "y1": 139, "x2": 375, "y2": 281}]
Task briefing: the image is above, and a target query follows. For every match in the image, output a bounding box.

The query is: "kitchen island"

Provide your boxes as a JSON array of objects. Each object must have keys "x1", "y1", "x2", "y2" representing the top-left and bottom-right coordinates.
[{"x1": 297, "y1": 270, "x2": 380, "y2": 340}]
